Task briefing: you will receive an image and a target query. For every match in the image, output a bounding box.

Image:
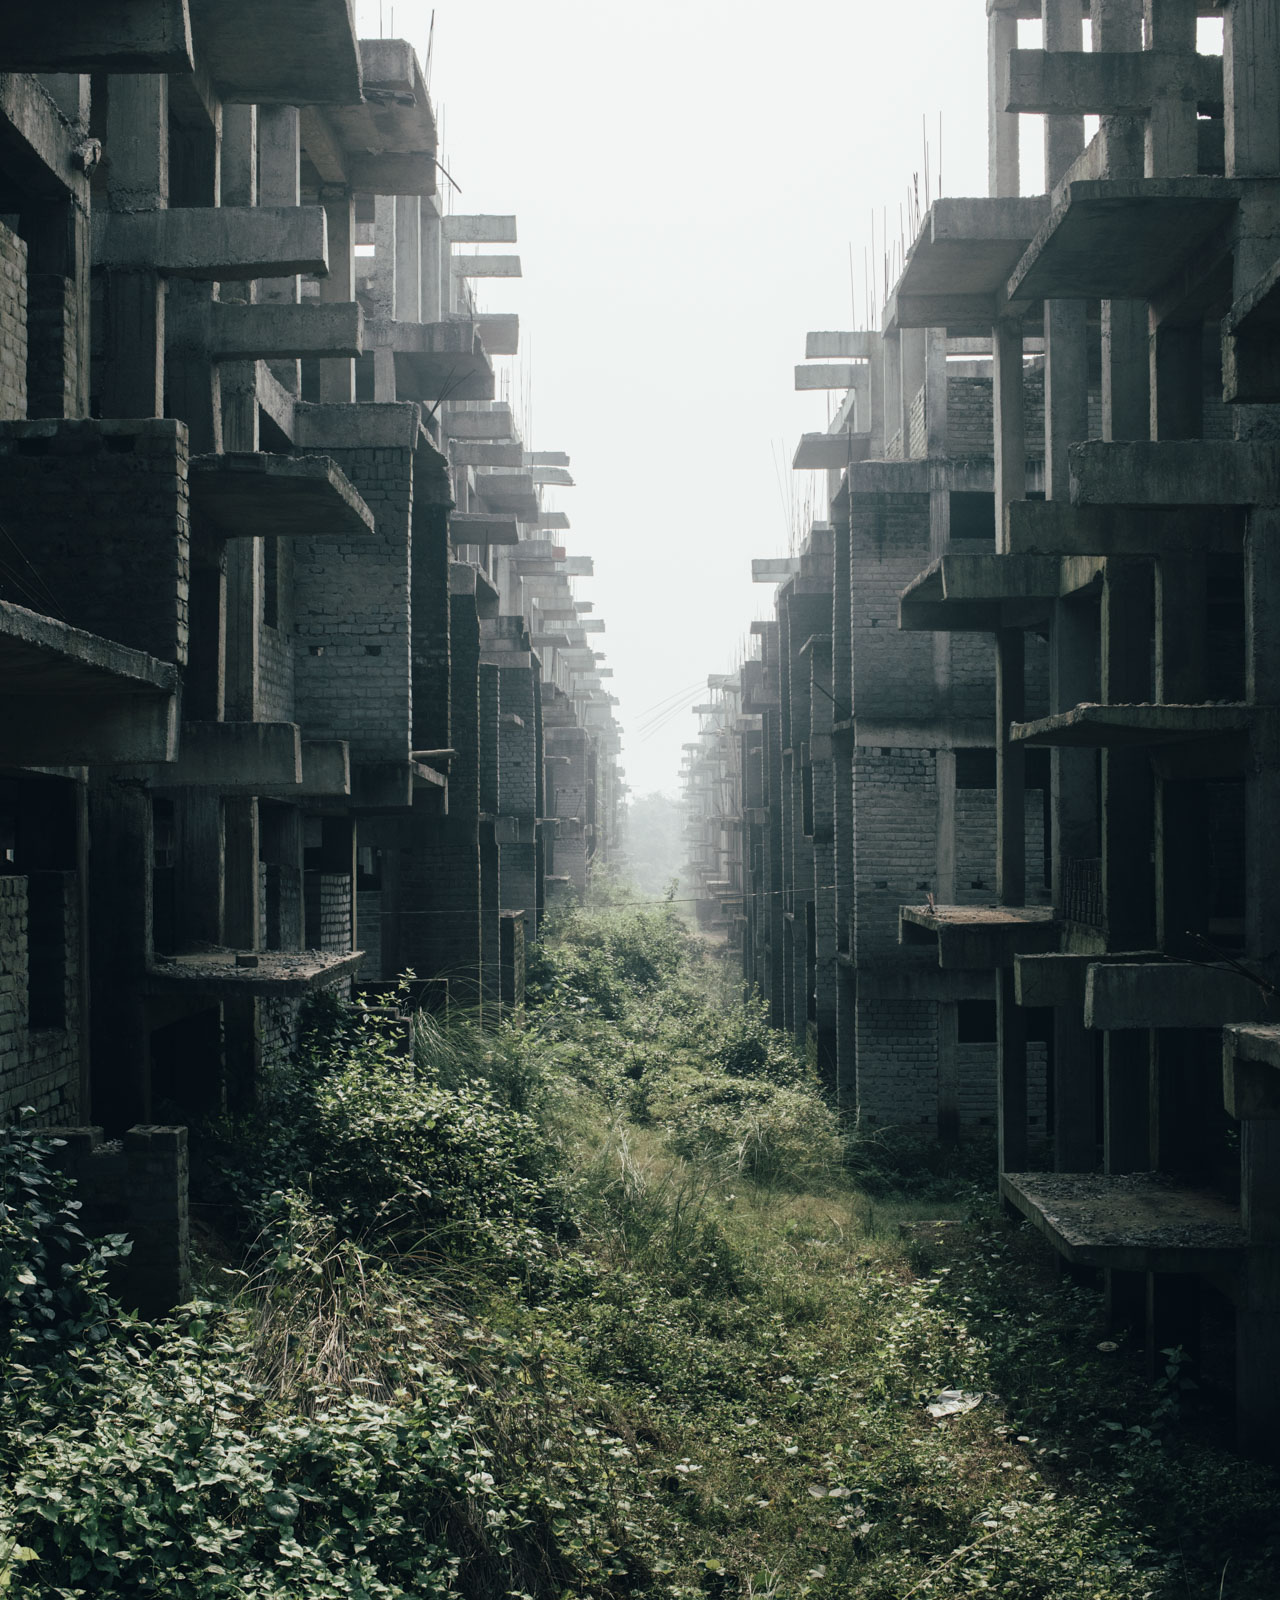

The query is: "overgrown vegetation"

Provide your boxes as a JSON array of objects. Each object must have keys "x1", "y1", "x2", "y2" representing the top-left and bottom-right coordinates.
[{"x1": 3, "y1": 898, "x2": 1278, "y2": 1597}]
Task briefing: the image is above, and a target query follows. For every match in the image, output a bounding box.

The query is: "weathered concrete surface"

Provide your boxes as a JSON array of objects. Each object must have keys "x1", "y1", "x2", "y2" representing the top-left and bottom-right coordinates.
[
  {"x1": 1003, "y1": 47, "x2": 1223, "y2": 118},
  {"x1": 900, "y1": 903, "x2": 1059, "y2": 969},
  {"x1": 189, "y1": 0, "x2": 361, "y2": 104},
  {"x1": 1070, "y1": 439, "x2": 1280, "y2": 506},
  {"x1": 208, "y1": 302, "x2": 364, "y2": 361},
  {"x1": 1085, "y1": 960, "x2": 1275, "y2": 1029},
  {"x1": 143, "y1": 948, "x2": 365, "y2": 997},
  {"x1": 93, "y1": 207, "x2": 328, "y2": 280},
  {"x1": 142, "y1": 721, "x2": 303, "y2": 788},
  {"x1": 1006, "y1": 499, "x2": 1245, "y2": 554},
  {"x1": 188, "y1": 452, "x2": 374, "y2": 542},
  {"x1": 0, "y1": 0, "x2": 193, "y2": 73}
]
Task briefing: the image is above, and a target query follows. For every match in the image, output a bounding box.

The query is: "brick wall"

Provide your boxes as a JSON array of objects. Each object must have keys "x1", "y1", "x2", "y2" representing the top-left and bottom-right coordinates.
[
  {"x1": 855, "y1": 991, "x2": 937, "y2": 1125},
  {"x1": 293, "y1": 445, "x2": 414, "y2": 763},
  {"x1": 259, "y1": 541, "x2": 295, "y2": 722},
  {"x1": 850, "y1": 492, "x2": 936, "y2": 719},
  {"x1": 0, "y1": 219, "x2": 28, "y2": 422},
  {"x1": 304, "y1": 873, "x2": 352, "y2": 951},
  {"x1": 0, "y1": 419, "x2": 189, "y2": 664},
  {"x1": 947, "y1": 376, "x2": 991, "y2": 457},
  {"x1": 0, "y1": 873, "x2": 82, "y2": 1122},
  {"x1": 851, "y1": 746, "x2": 938, "y2": 963}
]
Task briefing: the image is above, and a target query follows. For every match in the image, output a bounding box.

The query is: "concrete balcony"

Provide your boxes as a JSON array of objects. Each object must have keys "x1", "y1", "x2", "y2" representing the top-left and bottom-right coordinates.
[
  {"x1": 900, "y1": 902, "x2": 1059, "y2": 969},
  {"x1": 364, "y1": 317, "x2": 494, "y2": 404},
  {"x1": 887, "y1": 194, "x2": 1050, "y2": 334},
  {"x1": 142, "y1": 947, "x2": 365, "y2": 1000},
  {"x1": 0, "y1": 598, "x2": 178, "y2": 766},
  {"x1": 301, "y1": 38, "x2": 436, "y2": 194},
  {"x1": 188, "y1": 452, "x2": 375, "y2": 542}
]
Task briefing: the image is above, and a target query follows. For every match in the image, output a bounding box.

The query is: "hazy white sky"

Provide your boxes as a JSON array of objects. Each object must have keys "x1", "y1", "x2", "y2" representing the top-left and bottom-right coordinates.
[{"x1": 353, "y1": 0, "x2": 996, "y2": 795}]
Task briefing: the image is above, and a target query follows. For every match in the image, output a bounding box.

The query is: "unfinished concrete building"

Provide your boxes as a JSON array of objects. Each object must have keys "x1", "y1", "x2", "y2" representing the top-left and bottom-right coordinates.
[
  {"x1": 0, "y1": 5, "x2": 621, "y2": 1311},
  {"x1": 690, "y1": 0, "x2": 1280, "y2": 1450}
]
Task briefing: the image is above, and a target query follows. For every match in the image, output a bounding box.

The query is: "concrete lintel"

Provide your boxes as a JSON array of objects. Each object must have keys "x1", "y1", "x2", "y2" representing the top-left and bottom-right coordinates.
[
  {"x1": 1006, "y1": 499, "x2": 1245, "y2": 555},
  {"x1": 452, "y1": 255, "x2": 521, "y2": 278},
  {"x1": 188, "y1": 453, "x2": 375, "y2": 541},
  {"x1": 1070, "y1": 439, "x2": 1280, "y2": 507},
  {"x1": 852, "y1": 718, "x2": 994, "y2": 749},
  {"x1": 0, "y1": 0, "x2": 193, "y2": 73},
  {"x1": 450, "y1": 440, "x2": 523, "y2": 468},
  {"x1": 1086, "y1": 961, "x2": 1274, "y2": 1030},
  {"x1": 443, "y1": 214, "x2": 517, "y2": 243},
  {"x1": 209, "y1": 301, "x2": 363, "y2": 361},
  {"x1": 93, "y1": 206, "x2": 328, "y2": 280},
  {"x1": 805, "y1": 330, "x2": 877, "y2": 359},
  {"x1": 1015, "y1": 949, "x2": 1159, "y2": 1007},
  {"x1": 146, "y1": 721, "x2": 302, "y2": 788}
]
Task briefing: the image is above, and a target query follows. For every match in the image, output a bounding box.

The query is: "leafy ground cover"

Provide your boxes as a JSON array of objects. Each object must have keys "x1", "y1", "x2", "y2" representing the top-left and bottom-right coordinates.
[{"x1": 2, "y1": 895, "x2": 1279, "y2": 1597}]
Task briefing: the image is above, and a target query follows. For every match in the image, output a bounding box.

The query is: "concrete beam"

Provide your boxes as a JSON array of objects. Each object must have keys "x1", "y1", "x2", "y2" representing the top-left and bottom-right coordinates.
[
  {"x1": 443, "y1": 215, "x2": 517, "y2": 243},
  {"x1": 257, "y1": 740, "x2": 350, "y2": 798},
  {"x1": 1006, "y1": 498, "x2": 1245, "y2": 554},
  {"x1": 1086, "y1": 961, "x2": 1274, "y2": 1029},
  {"x1": 474, "y1": 313, "x2": 519, "y2": 355},
  {"x1": 449, "y1": 512, "x2": 519, "y2": 545},
  {"x1": 0, "y1": 0, "x2": 193, "y2": 73},
  {"x1": 1012, "y1": 701, "x2": 1254, "y2": 748},
  {"x1": 448, "y1": 440, "x2": 524, "y2": 467},
  {"x1": 189, "y1": 0, "x2": 362, "y2": 104},
  {"x1": 804, "y1": 331, "x2": 877, "y2": 358},
  {"x1": 208, "y1": 301, "x2": 363, "y2": 360},
  {"x1": 444, "y1": 404, "x2": 515, "y2": 441},
  {"x1": 795, "y1": 364, "x2": 858, "y2": 390},
  {"x1": 752, "y1": 557, "x2": 800, "y2": 582},
  {"x1": 792, "y1": 432, "x2": 872, "y2": 470},
  {"x1": 143, "y1": 721, "x2": 303, "y2": 788},
  {"x1": 93, "y1": 207, "x2": 328, "y2": 281},
  {"x1": 1004, "y1": 47, "x2": 1224, "y2": 118},
  {"x1": 452, "y1": 255, "x2": 522, "y2": 278},
  {"x1": 1070, "y1": 439, "x2": 1280, "y2": 506},
  {"x1": 530, "y1": 466, "x2": 574, "y2": 486}
]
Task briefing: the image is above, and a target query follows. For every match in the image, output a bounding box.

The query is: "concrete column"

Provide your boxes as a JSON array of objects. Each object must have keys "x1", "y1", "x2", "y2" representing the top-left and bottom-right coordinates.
[
  {"x1": 318, "y1": 187, "x2": 355, "y2": 401},
  {"x1": 988, "y1": 2, "x2": 1021, "y2": 198},
  {"x1": 1043, "y1": 299, "x2": 1089, "y2": 499},
  {"x1": 219, "y1": 109, "x2": 259, "y2": 443},
  {"x1": 900, "y1": 328, "x2": 926, "y2": 457},
  {"x1": 1143, "y1": 0, "x2": 1199, "y2": 175},
  {"x1": 882, "y1": 329, "x2": 902, "y2": 457},
  {"x1": 998, "y1": 966, "x2": 1029, "y2": 1171},
  {"x1": 993, "y1": 319, "x2": 1025, "y2": 550},
  {"x1": 1245, "y1": 510, "x2": 1280, "y2": 970},
  {"x1": 1102, "y1": 302, "x2": 1150, "y2": 440},
  {"x1": 373, "y1": 195, "x2": 397, "y2": 318},
  {"x1": 224, "y1": 541, "x2": 261, "y2": 723},
  {"x1": 394, "y1": 194, "x2": 421, "y2": 324},
  {"x1": 868, "y1": 333, "x2": 886, "y2": 458},
  {"x1": 925, "y1": 327, "x2": 949, "y2": 457},
  {"x1": 223, "y1": 797, "x2": 259, "y2": 950},
  {"x1": 420, "y1": 196, "x2": 444, "y2": 323},
  {"x1": 257, "y1": 107, "x2": 300, "y2": 392},
  {"x1": 1224, "y1": 0, "x2": 1280, "y2": 179},
  {"x1": 102, "y1": 75, "x2": 167, "y2": 418},
  {"x1": 1101, "y1": 559, "x2": 1156, "y2": 951},
  {"x1": 1042, "y1": 0, "x2": 1086, "y2": 188},
  {"x1": 996, "y1": 628, "x2": 1026, "y2": 906}
]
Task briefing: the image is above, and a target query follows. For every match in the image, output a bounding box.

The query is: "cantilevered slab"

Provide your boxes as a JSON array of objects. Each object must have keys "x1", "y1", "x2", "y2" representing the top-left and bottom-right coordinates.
[
  {"x1": 188, "y1": 453, "x2": 374, "y2": 541},
  {"x1": 1003, "y1": 48, "x2": 1223, "y2": 118},
  {"x1": 445, "y1": 404, "x2": 515, "y2": 441},
  {"x1": 93, "y1": 207, "x2": 327, "y2": 280},
  {"x1": 1224, "y1": 1023, "x2": 1280, "y2": 1119},
  {"x1": 317, "y1": 39, "x2": 437, "y2": 193},
  {"x1": 1007, "y1": 178, "x2": 1240, "y2": 304},
  {"x1": 189, "y1": 0, "x2": 361, "y2": 103},
  {"x1": 454, "y1": 256, "x2": 522, "y2": 278},
  {"x1": 208, "y1": 301, "x2": 363, "y2": 361},
  {"x1": 143, "y1": 948, "x2": 364, "y2": 998},
  {"x1": 531, "y1": 466, "x2": 574, "y2": 486},
  {"x1": 0, "y1": 598, "x2": 178, "y2": 766},
  {"x1": 475, "y1": 473, "x2": 538, "y2": 520},
  {"x1": 0, "y1": 0, "x2": 193, "y2": 73},
  {"x1": 474, "y1": 313, "x2": 519, "y2": 356},
  {"x1": 891, "y1": 194, "x2": 1050, "y2": 331},
  {"x1": 898, "y1": 552, "x2": 1100, "y2": 632},
  {"x1": 795, "y1": 364, "x2": 859, "y2": 390},
  {"x1": 443, "y1": 215, "x2": 517, "y2": 243},
  {"x1": 1012, "y1": 702, "x2": 1253, "y2": 749},
  {"x1": 1000, "y1": 1171, "x2": 1245, "y2": 1276},
  {"x1": 793, "y1": 432, "x2": 872, "y2": 470},
  {"x1": 1085, "y1": 960, "x2": 1274, "y2": 1029},
  {"x1": 363, "y1": 316, "x2": 493, "y2": 403},
  {"x1": 1016, "y1": 950, "x2": 1159, "y2": 1007},
  {"x1": 752, "y1": 557, "x2": 800, "y2": 583},
  {"x1": 900, "y1": 903, "x2": 1058, "y2": 968},
  {"x1": 143, "y1": 721, "x2": 302, "y2": 789},
  {"x1": 805, "y1": 331, "x2": 878, "y2": 358},
  {"x1": 1005, "y1": 499, "x2": 1244, "y2": 556},
  {"x1": 1070, "y1": 438, "x2": 1280, "y2": 507},
  {"x1": 448, "y1": 440, "x2": 523, "y2": 468}
]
